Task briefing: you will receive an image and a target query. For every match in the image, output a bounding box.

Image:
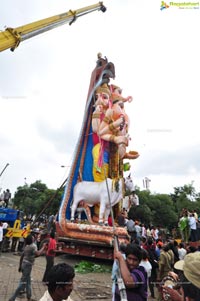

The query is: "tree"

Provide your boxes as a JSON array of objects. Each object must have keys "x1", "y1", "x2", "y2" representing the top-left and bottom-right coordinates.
[
  {"x1": 152, "y1": 194, "x2": 177, "y2": 228},
  {"x1": 170, "y1": 183, "x2": 199, "y2": 214},
  {"x1": 12, "y1": 180, "x2": 64, "y2": 221},
  {"x1": 144, "y1": 192, "x2": 177, "y2": 228},
  {"x1": 128, "y1": 204, "x2": 152, "y2": 225}
]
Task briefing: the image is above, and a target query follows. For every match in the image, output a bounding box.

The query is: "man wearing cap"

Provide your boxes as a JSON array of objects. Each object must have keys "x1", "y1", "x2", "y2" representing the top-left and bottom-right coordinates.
[{"x1": 163, "y1": 252, "x2": 200, "y2": 301}]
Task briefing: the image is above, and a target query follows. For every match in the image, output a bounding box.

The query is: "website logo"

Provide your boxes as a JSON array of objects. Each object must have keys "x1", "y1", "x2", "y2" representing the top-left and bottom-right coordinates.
[
  {"x1": 160, "y1": 1, "x2": 199, "y2": 10},
  {"x1": 160, "y1": 1, "x2": 170, "y2": 10}
]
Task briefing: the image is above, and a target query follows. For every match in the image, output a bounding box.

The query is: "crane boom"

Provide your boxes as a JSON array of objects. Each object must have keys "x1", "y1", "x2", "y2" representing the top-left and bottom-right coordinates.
[{"x1": 0, "y1": 2, "x2": 106, "y2": 52}]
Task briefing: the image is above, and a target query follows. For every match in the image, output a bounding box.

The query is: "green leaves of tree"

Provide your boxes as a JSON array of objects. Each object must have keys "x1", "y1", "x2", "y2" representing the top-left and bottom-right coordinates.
[
  {"x1": 12, "y1": 180, "x2": 64, "y2": 220},
  {"x1": 128, "y1": 182, "x2": 200, "y2": 231}
]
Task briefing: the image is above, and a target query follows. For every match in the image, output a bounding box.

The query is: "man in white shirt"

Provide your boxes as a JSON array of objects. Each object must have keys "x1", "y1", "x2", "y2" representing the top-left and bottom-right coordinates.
[
  {"x1": 178, "y1": 242, "x2": 187, "y2": 260},
  {"x1": 189, "y1": 213, "x2": 197, "y2": 242},
  {"x1": 2, "y1": 222, "x2": 8, "y2": 229}
]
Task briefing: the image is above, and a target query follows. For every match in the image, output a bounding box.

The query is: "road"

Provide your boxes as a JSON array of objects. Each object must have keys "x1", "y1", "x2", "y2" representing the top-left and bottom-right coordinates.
[{"x1": 0, "y1": 252, "x2": 112, "y2": 301}]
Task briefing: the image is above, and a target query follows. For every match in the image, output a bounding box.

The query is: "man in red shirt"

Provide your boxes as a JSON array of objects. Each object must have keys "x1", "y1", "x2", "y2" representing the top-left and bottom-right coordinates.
[{"x1": 42, "y1": 231, "x2": 57, "y2": 283}]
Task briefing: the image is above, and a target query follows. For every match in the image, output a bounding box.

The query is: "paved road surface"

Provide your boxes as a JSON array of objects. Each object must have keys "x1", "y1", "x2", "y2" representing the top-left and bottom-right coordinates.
[{"x1": 0, "y1": 252, "x2": 112, "y2": 301}]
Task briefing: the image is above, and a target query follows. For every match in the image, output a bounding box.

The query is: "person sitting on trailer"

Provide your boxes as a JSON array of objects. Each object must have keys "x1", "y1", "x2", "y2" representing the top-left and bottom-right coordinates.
[{"x1": 4, "y1": 188, "x2": 11, "y2": 208}]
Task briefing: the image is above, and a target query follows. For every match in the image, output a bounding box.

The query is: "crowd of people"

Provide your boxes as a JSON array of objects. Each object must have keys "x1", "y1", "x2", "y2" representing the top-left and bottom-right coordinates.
[
  {"x1": 4, "y1": 226, "x2": 200, "y2": 301},
  {"x1": 112, "y1": 205, "x2": 200, "y2": 301},
  {"x1": 1, "y1": 204, "x2": 200, "y2": 301},
  {"x1": 7, "y1": 231, "x2": 75, "y2": 301},
  {"x1": 112, "y1": 234, "x2": 200, "y2": 301},
  {"x1": 7, "y1": 221, "x2": 74, "y2": 301},
  {"x1": 178, "y1": 208, "x2": 200, "y2": 243}
]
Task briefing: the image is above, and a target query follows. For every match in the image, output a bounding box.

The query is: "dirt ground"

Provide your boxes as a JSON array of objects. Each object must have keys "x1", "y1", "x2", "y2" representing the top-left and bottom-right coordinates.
[
  {"x1": 0, "y1": 252, "x2": 156, "y2": 301},
  {"x1": 57, "y1": 253, "x2": 113, "y2": 300},
  {"x1": 0, "y1": 251, "x2": 113, "y2": 301}
]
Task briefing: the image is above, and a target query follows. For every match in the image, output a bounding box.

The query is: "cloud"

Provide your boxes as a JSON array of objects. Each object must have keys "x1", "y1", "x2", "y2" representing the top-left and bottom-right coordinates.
[
  {"x1": 36, "y1": 119, "x2": 78, "y2": 154},
  {"x1": 135, "y1": 144, "x2": 200, "y2": 177}
]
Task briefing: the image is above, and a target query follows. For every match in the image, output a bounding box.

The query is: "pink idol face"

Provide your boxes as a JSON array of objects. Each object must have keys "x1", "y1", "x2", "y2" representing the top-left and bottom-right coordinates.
[{"x1": 95, "y1": 92, "x2": 110, "y2": 108}]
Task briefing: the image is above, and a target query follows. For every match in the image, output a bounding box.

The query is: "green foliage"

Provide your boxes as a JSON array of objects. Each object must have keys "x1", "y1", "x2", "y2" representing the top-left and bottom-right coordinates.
[
  {"x1": 128, "y1": 182, "x2": 199, "y2": 232},
  {"x1": 74, "y1": 261, "x2": 112, "y2": 274},
  {"x1": 12, "y1": 180, "x2": 64, "y2": 220},
  {"x1": 128, "y1": 204, "x2": 152, "y2": 225}
]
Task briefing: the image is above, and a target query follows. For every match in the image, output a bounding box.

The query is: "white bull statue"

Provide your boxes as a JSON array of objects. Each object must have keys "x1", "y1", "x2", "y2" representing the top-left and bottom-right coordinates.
[
  {"x1": 70, "y1": 175, "x2": 135, "y2": 225},
  {"x1": 123, "y1": 192, "x2": 139, "y2": 212}
]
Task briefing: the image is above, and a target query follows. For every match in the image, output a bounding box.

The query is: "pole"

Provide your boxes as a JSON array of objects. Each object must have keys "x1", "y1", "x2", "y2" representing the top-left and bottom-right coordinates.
[
  {"x1": 0, "y1": 163, "x2": 9, "y2": 177},
  {"x1": 93, "y1": 63, "x2": 127, "y2": 300},
  {"x1": 104, "y1": 175, "x2": 127, "y2": 301}
]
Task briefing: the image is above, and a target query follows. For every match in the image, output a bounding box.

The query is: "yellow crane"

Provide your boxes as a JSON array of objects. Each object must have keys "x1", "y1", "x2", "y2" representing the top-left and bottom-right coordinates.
[{"x1": 0, "y1": 2, "x2": 106, "y2": 52}]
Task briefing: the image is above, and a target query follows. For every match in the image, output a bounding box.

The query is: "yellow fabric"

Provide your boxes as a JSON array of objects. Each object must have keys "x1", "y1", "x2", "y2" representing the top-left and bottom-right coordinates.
[
  {"x1": 92, "y1": 143, "x2": 109, "y2": 182},
  {"x1": 92, "y1": 143, "x2": 109, "y2": 216}
]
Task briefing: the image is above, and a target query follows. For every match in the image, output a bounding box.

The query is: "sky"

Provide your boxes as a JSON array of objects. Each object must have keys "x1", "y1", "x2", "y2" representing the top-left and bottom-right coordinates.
[{"x1": 0, "y1": 0, "x2": 200, "y2": 196}]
